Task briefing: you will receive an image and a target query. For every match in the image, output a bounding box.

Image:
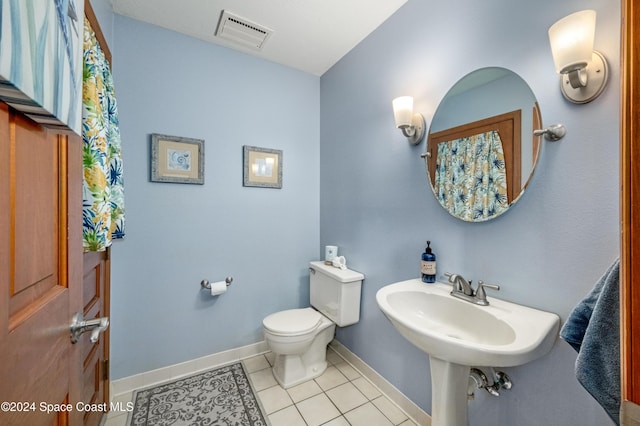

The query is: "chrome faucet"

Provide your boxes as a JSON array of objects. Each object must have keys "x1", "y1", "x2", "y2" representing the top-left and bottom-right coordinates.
[
  {"x1": 444, "y1": 273, "x2": 500, "y2": 306},
  {"x1": 446, "y1": 273, "x2": 474, "y2": 296}
]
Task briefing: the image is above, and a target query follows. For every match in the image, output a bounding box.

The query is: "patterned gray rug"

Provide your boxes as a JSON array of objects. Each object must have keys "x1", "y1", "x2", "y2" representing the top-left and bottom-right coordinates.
[{"x1": 128, "y1": 362, "x2": 269, "y2": 425}]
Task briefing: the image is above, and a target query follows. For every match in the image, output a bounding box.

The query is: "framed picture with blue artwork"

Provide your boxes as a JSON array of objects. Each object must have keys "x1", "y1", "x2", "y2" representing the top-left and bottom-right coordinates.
[
  {"x1": 0, "y1": 0, "x2": 84, "y2": 134},
  {"x1": 151, "y1": 133, "x2": 205, "y2": 184}
]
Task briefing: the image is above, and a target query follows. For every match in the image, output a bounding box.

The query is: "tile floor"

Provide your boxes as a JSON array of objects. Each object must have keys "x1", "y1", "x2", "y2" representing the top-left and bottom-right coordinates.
[
  {"x1": 102, "y1": 347, "x2": 418, "y2": 426},
  {"x1": 246, "y1": 348, "x2": 417, "y2": 426}
]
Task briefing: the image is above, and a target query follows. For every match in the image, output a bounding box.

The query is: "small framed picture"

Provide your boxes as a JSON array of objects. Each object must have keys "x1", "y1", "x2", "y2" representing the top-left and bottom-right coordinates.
[
  {"x1": 151, "y1": 134, "x2": 204, "y2": 184},
  {"x1": 243, "y1": 146, "x2": 283, "y2": 189}
]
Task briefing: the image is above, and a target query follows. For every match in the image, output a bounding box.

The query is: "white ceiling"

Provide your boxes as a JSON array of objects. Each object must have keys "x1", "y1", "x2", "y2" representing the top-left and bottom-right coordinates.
[{"x1": 111, "y1": 0, "x2": 408, "y2": 76}]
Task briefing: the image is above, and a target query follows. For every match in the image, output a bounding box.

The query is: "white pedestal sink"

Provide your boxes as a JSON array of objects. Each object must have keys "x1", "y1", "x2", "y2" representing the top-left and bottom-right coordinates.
[{"x1": 376, "y1": 279, "x2": 560, "y2": 426}]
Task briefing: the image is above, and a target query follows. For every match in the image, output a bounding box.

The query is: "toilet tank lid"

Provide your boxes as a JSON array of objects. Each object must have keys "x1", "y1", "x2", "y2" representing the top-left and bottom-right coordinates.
[{"x1": 309, "y1": 261, "x2": 364, "y2": 283}]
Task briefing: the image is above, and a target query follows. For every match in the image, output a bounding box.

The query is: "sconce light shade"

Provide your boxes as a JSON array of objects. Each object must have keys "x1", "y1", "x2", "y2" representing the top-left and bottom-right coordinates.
[
  {"x1": 547, "y1": 10, "x2": 608, "y2": 104},
  {"x1": 392, "y1": 96, "x2": 414, "y2": 127},
  {"x1": 392, "y1": 96, "x2": 425, "y2": 145},
  {"x1": 548, "y1": 10, "x2": 596, "y2": 74}
]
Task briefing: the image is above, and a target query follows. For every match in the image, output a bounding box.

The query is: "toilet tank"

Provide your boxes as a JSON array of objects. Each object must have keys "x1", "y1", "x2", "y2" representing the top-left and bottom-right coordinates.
[{"x1": 309, "y1": 261, "x2": 364, "y2": 327}]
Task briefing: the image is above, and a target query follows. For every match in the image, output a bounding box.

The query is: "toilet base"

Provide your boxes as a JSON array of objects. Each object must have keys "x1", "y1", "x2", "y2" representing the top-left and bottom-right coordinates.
[{"x1": 271, "y1": 323, "x2": 335, "y2": 388}]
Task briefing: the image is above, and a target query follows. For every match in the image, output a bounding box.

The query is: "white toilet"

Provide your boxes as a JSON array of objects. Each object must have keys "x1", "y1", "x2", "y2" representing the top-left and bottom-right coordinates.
[{"x1": 262, "y1": 261, "x2": 364, "y2": 388}]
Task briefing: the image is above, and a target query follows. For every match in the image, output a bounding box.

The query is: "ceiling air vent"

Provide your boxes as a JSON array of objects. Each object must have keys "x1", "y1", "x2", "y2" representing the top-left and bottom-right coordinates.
[{"x1": 215, "y1": 10, "x2": 273, "y2": 51}]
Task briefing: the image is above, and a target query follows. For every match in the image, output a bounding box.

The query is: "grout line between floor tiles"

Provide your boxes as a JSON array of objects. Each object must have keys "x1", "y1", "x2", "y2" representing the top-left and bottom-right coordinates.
[
  {"x1": 251, "y1": 349, "x2": 416, "y2": 426},
  {"x1": 327, "y1": 347, "x2": 419, "y2": 425}
]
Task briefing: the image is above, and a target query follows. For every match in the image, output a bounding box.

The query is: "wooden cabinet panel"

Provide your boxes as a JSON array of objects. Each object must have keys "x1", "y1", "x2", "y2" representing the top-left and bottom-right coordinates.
[{"x1": 80, "y1": 250, "x2": 109, "y2": 426}]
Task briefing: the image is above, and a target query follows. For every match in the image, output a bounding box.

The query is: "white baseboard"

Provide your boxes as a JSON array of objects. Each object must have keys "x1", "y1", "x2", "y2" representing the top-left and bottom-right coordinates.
[
  {"x1": 330, "y1": 340, "x2": 431, "y2": 426},
  {"x1": 110, "y1": 341, "x2": 269, "y2": 397}
]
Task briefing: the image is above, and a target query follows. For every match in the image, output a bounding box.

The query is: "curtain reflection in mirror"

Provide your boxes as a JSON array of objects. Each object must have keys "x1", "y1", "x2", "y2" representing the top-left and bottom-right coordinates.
[{"x1": 434, "y1": 131, "x2": 508, "y2": 221}]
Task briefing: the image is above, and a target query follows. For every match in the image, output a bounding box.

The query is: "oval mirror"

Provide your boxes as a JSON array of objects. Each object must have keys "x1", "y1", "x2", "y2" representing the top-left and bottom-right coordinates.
[{"x1": 425, "y1": 67, "x2": 541, "y2": 222}]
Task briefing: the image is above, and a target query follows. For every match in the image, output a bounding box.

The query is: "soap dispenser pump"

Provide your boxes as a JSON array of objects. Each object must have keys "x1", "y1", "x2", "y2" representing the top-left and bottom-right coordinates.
[{"x1": 421, "y1": 241, "x2": 436, "y2": 283}]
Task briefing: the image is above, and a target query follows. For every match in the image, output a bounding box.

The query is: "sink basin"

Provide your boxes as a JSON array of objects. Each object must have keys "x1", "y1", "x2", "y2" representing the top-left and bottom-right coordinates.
[
  {"x1": 376, "y1": 279, "x2": 559, "y2": 367},
  {"x1": 376, "y1": 279, "x2": 560, "y2": 426}
]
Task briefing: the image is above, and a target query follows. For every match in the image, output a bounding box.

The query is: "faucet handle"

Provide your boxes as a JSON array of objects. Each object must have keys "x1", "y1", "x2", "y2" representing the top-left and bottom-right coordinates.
[
  {"x1": 443, "y1": 273, "x2": 456, "y2": 287},
  {"x1": 475, "y1": 281, "x2": 500, "y2": 305}
]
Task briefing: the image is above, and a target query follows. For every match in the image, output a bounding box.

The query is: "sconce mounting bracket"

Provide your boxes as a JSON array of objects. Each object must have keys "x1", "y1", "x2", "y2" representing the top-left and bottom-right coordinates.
[
  {"x1": 560, "y1": 51, "x2": 608, "y2": 104},
  {"x1": 402, "y1": 113, "x2": 425, "y2": 145}
]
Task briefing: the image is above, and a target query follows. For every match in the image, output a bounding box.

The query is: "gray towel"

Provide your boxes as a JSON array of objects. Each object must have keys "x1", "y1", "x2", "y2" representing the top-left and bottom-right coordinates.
[{"x1": 560, "y1": 258, "x2": 620, "y2": 424}]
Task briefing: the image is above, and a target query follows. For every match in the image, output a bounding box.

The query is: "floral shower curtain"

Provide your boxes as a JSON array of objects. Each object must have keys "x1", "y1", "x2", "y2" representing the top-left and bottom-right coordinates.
[
  {"x1": 434, "y1": 130, "x2": 508, "y2": 221},
  {"x1": 82, "y1": 17, "x2": 125, "y2": 252}
]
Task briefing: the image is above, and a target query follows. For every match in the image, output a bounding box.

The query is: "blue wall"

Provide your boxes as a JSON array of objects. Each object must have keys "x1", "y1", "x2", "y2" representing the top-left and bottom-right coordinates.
[
  {"x1": 320, "y1": 0, "x2": 619, "y2": 425},
  {"x1": 91, "y1": 0, "x2": 622, "y2": 424},
  {"x1": 107, "y1": 15, "x2": 320, "y2": 379}
]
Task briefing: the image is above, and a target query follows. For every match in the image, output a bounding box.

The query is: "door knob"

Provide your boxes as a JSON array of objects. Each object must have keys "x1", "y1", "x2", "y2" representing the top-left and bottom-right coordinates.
[{"x1": 70, "y1": 312, "x2": 109, "y2": 344}]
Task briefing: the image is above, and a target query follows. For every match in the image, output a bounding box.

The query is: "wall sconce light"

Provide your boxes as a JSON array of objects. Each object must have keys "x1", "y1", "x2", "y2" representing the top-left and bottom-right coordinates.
[
  {"x1": 548, "y1": 10, "x2": 608, "y2": 104},
  {"x1": 392, "y1": 96, "x2": 425, "y2": 145}
]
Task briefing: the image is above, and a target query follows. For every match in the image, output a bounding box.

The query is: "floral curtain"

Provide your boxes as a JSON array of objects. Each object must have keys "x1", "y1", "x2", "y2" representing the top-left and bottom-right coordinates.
[
  {"x1": 434, "y1": 130, "x2": 508, "y2": 221},
  {"x1": 82, "y1": 17, "x2": 125, "y2": 252}
]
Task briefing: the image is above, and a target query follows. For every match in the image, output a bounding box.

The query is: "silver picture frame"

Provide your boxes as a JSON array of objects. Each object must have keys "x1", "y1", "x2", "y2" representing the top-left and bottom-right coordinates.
[
  {"x1": 243, "y1": 145, "x2": 282, "y2": 189},
  {"x1": 151, "y1": 133, "x2": 204, "y2": 184}
]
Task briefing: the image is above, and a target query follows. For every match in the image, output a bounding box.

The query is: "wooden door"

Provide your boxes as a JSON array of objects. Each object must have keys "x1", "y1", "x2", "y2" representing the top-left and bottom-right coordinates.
[
  {"x1": 0, "y1": 102, "x2": 84, "y2": 425},
  {"x1": 621, "y1": 0, "x2": 640, "y2": 423},
  {"x1": 0, "y1": 3, "x2": 112, "y2": 424}
]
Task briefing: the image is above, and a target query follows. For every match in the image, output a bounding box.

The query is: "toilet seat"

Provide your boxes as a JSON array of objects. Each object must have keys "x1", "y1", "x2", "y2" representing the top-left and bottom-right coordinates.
[{"x1": 263, "y1": 308, "x2": 323, "y2": 337}]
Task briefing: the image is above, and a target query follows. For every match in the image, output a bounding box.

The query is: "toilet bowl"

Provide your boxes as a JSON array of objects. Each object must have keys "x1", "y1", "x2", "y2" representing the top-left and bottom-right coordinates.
[
  {"x1": 262, "y1": 261, "x2": 364, "y2": 389},
  {"x1": 263, "y1": 307, "x2": 335, "y2": 388}
]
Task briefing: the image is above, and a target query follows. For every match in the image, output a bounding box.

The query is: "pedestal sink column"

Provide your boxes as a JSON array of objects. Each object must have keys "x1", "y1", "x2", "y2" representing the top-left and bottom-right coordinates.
[{"x1": 429, "y1": 356, "x2": 471, "y2": 426}]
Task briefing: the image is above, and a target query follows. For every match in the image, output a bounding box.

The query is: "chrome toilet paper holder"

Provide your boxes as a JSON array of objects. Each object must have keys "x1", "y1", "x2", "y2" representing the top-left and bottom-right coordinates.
[{"x1": 200, "y1": 277, "x2": 233, "y2": 290}]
